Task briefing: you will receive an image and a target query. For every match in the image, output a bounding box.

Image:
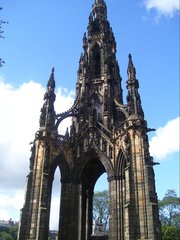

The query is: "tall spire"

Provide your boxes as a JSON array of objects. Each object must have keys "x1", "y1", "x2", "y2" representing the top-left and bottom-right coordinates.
[
  {"x1": 47, "y1": 67, "x2": 55, "y2": 90},
  {"x1": 77, "y1": 0, "x2": 123, "y2": 129},
  {"x1": 87, "y1": 0, "x2": 107, "y2": 37},
  {"x1": 126, "y1": 54, "x2": 144, "y2": 118},
  {"x1": 92, "y1": 0, "x2": 107, "y2": 19},
  {"x1": 39, "y1": 67, "x2": 56, "y2": 129}
]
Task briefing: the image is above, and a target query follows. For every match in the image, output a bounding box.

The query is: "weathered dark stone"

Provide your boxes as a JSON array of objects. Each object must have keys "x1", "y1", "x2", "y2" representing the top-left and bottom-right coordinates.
[{"x1": 17, "y1": 1, "x2": 161, "y2": 240}]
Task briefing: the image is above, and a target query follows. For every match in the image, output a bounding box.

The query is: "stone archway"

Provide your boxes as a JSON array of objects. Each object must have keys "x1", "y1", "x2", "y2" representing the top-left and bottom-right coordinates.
[{"x1": 73, "y1": 147, "x2": 113, "y2": 240}]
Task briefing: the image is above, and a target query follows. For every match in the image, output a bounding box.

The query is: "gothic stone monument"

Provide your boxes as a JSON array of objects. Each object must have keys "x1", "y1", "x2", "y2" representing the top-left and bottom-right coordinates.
[{"x1": 17, "y1": 0, "x2": 161, "y2": 239}]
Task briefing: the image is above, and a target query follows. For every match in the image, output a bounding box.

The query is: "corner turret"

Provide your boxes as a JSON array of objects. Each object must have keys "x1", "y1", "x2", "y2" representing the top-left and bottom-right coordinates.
[
  {"x1": 126, "y1": 54, "x2": 144, "y2": 118},
  {"x1": 39, "y1": 67, "x2": 56, "y2": 129}
]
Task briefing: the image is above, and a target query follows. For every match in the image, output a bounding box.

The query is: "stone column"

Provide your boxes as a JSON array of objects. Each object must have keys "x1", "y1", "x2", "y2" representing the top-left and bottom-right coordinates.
[
  {"x1": 17, "y1": 172, "x2": 33, "y2": 240},
  {"x1": 59, "y1": 181, "x2": 81, "y2": 240},
  {"x1": 85, "y1": 189, "x2": 93, "y2": 240},
  {"x1": 108, "y1": 177, "x2": 125, "y2": 240},
  {"x1": 36, "y1": 173, "x2": 51, "y2": 240},
  {"x1": 27, "y1": 141, "x2": 46, "y2": 239},
  {"x1": 128, "y1": 130, "x2": 161, "y2": 240}
]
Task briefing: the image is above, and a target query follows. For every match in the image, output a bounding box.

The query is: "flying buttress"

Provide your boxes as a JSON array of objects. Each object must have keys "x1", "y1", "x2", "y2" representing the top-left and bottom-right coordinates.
[{"x1": 55, "y1": 95, "x2": 79, "y2": 130}]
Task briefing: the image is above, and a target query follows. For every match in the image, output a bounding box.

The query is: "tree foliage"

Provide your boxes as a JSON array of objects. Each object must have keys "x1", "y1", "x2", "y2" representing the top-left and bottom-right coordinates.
[
  {"x1": 93, "y1": 190, "x2": 109, "y2": 231},
  {"x1": 159, "y1": 190, "x2": 180, "y2": 228},
  {"x1": 161, "y1": 225, "x2": 180, "y2": 240},
  {"x1": 0, "y1": 231, "x2": 14, "y2": 240},
  {"x1": 0, "y1": 225, "x2": 18, "y2": 240},
  {"x1": 159, "y1": 190, "x2": 180, "y2": 240},
  {"x1": 93, "y1": 189, "x2": 180, "y2": 238}
]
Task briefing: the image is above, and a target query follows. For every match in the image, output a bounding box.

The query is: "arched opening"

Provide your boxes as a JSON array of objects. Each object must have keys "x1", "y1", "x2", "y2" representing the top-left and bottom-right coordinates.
[
  {"x1": 80, "y1": 151, "x2": 111, "y2": 239},
  {"x1": 90, "y1": 43, "x2": 101, "y2": 77},
  {"x1": 49, "y1": 167, "x2": 61, "y2": 238},
  {"x1": 93, "y1": 173, "x2": 109, "y2": 235},
  {"x1": 94, "y1": 51, "x2": 101, "y2": 76},
  {"x1": 94, "y1": 173, "x2": 108, "y2": 192},
  {"x1": 57, "y1": 117, "x2": 72, "y2": 136}
]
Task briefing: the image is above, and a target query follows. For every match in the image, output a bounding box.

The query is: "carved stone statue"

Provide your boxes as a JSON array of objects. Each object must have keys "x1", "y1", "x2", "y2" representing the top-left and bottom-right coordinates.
[{"x1": 93, "y1": 217, "x2": 106, "y2": 236}]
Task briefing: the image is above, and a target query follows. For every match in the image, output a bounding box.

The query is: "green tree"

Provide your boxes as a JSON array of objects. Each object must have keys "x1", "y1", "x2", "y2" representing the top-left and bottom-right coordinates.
[
  {"x1": 8, "y1": 225, "x2": 18, "y2": 239},
  {"x1": 159, "y1": 190, "x2": 180, "y2": 240},
  {"x1": 93, "y1": 190, "x2": 109, "y2": 231},
  {"x1": 162, "y1": 225, "x2": 180, "y2": 240},
  {"x1": 0, "y1": 231, "x2": 14, "y2": 240},
  {"x1": 159, "y1": 190, "x2": 180, "y2": 227},
  {"x1": 0, "y1": 224, "x2": 18, "y2": 240}
]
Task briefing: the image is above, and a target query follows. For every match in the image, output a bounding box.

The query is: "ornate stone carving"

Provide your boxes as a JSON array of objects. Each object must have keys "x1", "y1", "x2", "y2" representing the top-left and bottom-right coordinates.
[
  {"x1": 18, "y1": 1, "x2": 161, "y2": 239},
  {"x1": 93, "y1": 217, "x2": 107, "y2": 236}
]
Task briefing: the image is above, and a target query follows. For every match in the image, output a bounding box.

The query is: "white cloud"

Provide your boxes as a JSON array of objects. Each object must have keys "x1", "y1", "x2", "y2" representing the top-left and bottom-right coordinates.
[
  {"x1": 143, "y1": 0, "x2": 180, "y2": 18},
  {"x1": 49, "y1": 197, "x2": 61, "y2": 230},
  {"x1": 149, "y1": 117, "x2": 180, "y2": 160},
  {"x1": 0, "y1": 191, "x2": 24, "y2": 221},
  {"x1": 0, "y1": 78, "x2": 74, "y2": 226},
  {"x1": 0, "y1": 80, "x2": 45, "y2": 189}
]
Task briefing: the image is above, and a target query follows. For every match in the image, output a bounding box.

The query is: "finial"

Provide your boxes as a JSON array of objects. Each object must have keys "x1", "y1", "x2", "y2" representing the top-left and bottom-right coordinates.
[
  {"x1": 83, "y1": 32, "x2": 87, "y2": 44},
  {"x1": 95, "y1": 0, "x2": 106, "y2": 6},
  {"x1": 92, "y1": 0, "x2": 107, "y2": 19},
  {"x1": 65, "y1": 127, "x2": 69, "y2": 138},
  {"x1": 127, "y1": 53, "x2": 136, "y2": 79},
  {"x1": 128, "y1": 54, "x2": 133, "y2": 67},
  {"x1": 89, "y1": 12, "x2": 93, "y2": 22},
  {"x1": 83, "y1": 32, "x2": 87, "y2": 40},
  {"x1": 47, "y1": 67, "x2": 55, "y2": 89},
  {"x1": 83, "y1": 32, "x2": 87, "y2": 50}
]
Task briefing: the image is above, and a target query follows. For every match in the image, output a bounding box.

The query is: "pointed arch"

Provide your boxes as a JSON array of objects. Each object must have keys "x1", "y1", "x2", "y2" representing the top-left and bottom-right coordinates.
[
  {"x1": 89, "y1": 40, "x2": 101, "y2": 50},
  {"x1": 73, "y1": 147, "x2": 114, "y2": 183},
  {"x1": 72, "y1": 147, "x2": 112, "y2": 239},
  {"x1": 115, "y1": 148, "x2": 127, "y2": 178},
  {"x1": 50, "y1": 152, "x2": 70, "y2": 181},
  {"x1": 89, "y1": 42, "x2": 101, "y2": 77}
]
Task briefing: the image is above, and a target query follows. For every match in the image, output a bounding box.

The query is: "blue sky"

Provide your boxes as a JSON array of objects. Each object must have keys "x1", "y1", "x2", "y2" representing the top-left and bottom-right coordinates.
[{"x1": 0, "y1": 0, "x2": 179, "y2": 230}]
